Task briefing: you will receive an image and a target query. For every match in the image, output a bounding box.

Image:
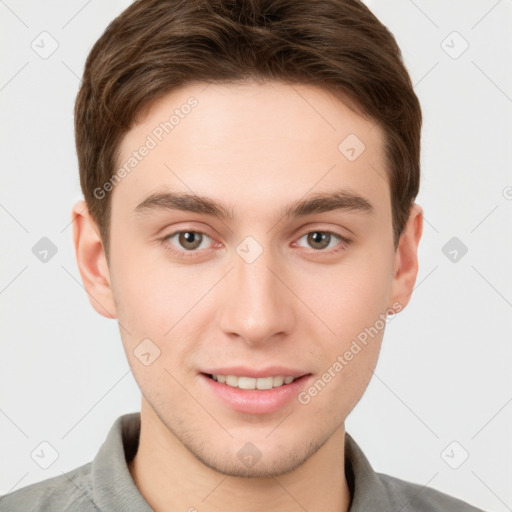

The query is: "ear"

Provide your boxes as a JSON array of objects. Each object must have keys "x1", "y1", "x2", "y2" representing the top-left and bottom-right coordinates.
[
  {"x1": 71, "y1": 200, "x2": 117, "y2": 319},
  {"x1": 388, "y1": 203, "x2": 423, "y2": 310}
]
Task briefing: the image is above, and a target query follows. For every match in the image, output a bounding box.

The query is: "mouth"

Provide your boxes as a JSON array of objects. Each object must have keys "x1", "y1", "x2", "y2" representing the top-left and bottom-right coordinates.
[{"x1": 199, "y1": 371, "x2": 313, "y2": 414}]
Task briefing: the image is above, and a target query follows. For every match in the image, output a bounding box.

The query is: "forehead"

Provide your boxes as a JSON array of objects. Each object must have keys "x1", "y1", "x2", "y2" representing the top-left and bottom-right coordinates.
[{"x1": 112, "y1": 81, "x2": 388, "y2": 216}]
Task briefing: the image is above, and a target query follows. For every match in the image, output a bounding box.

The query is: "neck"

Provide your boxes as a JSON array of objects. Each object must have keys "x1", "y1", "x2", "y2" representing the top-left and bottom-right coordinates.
[{"x1": 128, "y1": 399, "x2": 351, "y2": 512}]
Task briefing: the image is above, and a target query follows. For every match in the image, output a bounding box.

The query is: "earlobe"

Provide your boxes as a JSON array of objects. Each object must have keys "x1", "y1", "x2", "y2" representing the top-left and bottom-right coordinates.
[
  {"x1": 389, "y1": 203, "x2": 423, "y2": 310},
  {"x1": 71, "y1": 200, "x2": 117, "y2": 319}
]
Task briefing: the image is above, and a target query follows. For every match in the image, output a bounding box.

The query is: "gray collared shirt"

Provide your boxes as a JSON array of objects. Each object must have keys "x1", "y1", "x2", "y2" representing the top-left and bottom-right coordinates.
[{"x1": 0, "y1": 412, "x2": 483, "y2": 511}]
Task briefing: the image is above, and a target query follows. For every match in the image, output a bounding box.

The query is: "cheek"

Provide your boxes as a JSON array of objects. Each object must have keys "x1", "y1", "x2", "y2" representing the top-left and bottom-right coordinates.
[
  {"x1": 111, "y1": 246, "x2": 194, "y2": 325},
  {"x1": 299, "y1": 340, "x2": 382, "y2": 423},
  {"x1": 109, "y1": 256, "x2": 189, "y2": 395},
  {"x1": 293, "y1": 251, "x2": 394, "y2": 343},
  {"x1": 294, "y1": 260, "x2": 391, "y2": 417},
  {"x1": 109, "y1": 251, "x2": 177, "y2": 346},
  {"x1": 109, "y1": 248, "x2": 221, "y2": 371}
]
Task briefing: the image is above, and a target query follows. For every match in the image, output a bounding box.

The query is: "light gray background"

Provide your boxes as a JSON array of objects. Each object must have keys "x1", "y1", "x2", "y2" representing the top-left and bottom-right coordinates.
[{"x1": 1, "y1": 1, "x2": 511, "y2": 510}]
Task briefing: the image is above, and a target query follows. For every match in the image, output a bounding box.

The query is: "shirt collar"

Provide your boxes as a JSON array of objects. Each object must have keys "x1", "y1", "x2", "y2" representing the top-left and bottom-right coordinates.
[
  {"x1": 344, "y1": 431, "x2": 404, "y2": 509},
  {"x1": 92, "y1": 412, "x2": 152, "y2": 511},
  {"x1": 91, "y1": 412, "x2": 399, "y2": 511}
]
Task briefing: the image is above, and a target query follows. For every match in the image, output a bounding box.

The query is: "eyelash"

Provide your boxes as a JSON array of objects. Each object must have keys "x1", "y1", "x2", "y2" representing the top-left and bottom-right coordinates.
[{"x1": 160, "y1": 229, "x2": 351, "y2": 259}]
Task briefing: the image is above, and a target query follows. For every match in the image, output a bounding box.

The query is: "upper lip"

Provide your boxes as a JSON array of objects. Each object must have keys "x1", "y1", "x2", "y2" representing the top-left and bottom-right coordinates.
[{"x1": 201, "y1": 366, "x2": 310, "y2": 378}]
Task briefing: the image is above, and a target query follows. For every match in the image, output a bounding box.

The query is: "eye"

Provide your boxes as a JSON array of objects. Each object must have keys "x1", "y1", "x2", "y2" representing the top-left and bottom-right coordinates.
[
  {"x1": 164, "y1": 230, "x2": 213, "y2": 252},
  {"x1": 295, "y1": 230, "x2": 349, "y2": 251}
]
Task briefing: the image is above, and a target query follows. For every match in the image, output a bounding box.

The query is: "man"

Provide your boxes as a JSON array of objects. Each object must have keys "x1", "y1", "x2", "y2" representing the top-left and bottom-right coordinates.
[{"x1": 0, "y1": 0, "x2": 483, "y2": 510}]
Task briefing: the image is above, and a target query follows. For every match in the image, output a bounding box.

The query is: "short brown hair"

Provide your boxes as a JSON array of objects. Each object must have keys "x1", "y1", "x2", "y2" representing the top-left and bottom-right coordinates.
[{"x1": 75, "y1": 0, "x2": 421, "y2": 260}]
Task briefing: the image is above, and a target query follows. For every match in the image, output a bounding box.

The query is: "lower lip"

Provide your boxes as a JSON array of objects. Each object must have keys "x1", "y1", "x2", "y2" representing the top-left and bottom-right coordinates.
[{"x1": 199, "y1": 373, "x2": 312, "y2": 414}]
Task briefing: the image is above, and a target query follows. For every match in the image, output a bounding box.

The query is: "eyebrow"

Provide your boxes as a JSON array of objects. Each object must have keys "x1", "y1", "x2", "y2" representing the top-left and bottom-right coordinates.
[{"x1": 132, "y1": 189, "x2": 374, "y2": 220}]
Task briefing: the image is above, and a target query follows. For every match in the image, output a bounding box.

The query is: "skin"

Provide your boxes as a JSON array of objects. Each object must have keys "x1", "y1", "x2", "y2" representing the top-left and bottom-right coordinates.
[{"x1": 72, "y1": 81, "x2": 422, "y2": 512}]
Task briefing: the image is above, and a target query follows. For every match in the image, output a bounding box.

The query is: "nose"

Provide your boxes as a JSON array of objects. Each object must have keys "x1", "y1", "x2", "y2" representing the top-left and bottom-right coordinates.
[{"x1": 217, "y1": 244, "x2": 296, "y2": 346}]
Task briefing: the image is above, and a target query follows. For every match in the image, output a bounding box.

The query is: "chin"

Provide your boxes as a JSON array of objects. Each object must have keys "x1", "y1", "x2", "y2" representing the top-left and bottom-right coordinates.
[{"x1": 193, "y1": 443, "x2": 314, "y2": 479}]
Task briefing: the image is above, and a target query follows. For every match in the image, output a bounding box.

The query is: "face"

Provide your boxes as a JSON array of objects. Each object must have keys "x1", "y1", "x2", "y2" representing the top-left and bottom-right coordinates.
[{"x1": 74, "y1": 81, "x2": 421, "y2": 478}]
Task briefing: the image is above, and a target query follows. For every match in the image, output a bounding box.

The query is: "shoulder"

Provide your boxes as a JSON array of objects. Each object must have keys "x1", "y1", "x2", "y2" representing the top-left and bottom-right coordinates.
[
  {"x1": 376, "y1": 472, "x2": 485, "y2": 512},
  {"x1": 344, "y1": 433, "x2": 484, "y2": 511},
  {"x1": 0, "y1": 462, "x2": 100, "y2": 512}
]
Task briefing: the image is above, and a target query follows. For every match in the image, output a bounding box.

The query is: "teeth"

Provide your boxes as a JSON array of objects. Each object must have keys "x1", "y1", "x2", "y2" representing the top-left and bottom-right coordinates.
[
  {"x1": 226, "y1": 375, "x2": 238, "y2": 387},
  {"x1": 256, "y1": 377, "x2": 273, "y2": 390},
  {"x1": 210, "y1": 374, "x2": 299, "y2": 389},
  {"x1": 273, "y1": 376, "x2": 284, "y2": 386},
  {"x1": 238, "y1": 376, "x2": 256, "y2": 390}
]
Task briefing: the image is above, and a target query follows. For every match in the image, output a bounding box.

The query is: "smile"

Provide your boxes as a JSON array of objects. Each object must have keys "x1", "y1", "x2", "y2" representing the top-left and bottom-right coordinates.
[{"x1": 209, "y1": 374, "x2": 298, "y2": 390}]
